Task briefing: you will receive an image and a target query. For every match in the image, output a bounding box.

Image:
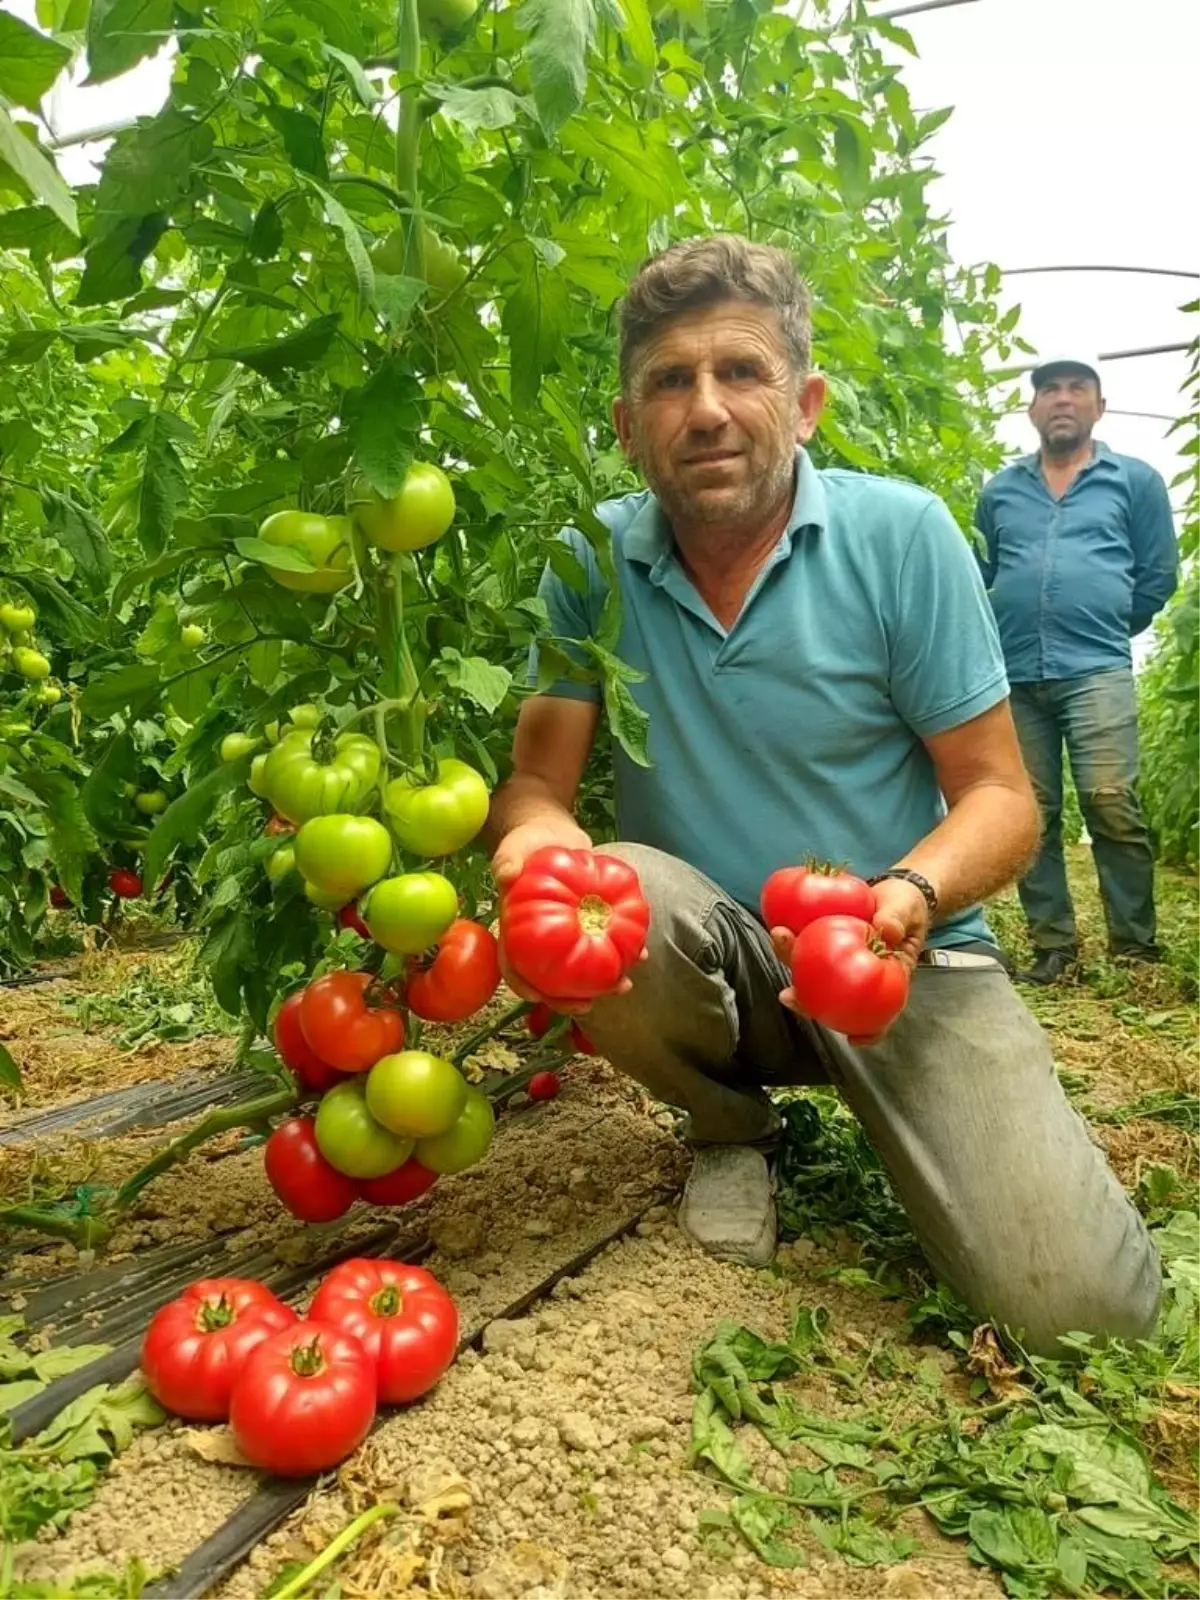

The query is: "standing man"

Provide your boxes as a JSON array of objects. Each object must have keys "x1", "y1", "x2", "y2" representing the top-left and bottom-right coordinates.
[
  {"x1": 975, "y1": 358, "x2": 1179, "y2": 984},
  {"x1": 487, "y1": 237, "x2": 1161, "y2": 1356}
]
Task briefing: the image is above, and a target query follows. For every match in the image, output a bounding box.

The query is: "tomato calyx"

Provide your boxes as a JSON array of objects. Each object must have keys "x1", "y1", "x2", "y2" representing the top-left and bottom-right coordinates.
[
  {"x1": 369, "y1": 1285, "x2": 404, "y2": 1318},
  {"x1": 577, "y1": 895, "x2": 613, "y2": 936},
  {"x1": 197, "y1": 1296, "x2": 237, "y2": 1332},
  {"x1": 289, "y1": 1337, "x2": 329, "y2": 1378}
]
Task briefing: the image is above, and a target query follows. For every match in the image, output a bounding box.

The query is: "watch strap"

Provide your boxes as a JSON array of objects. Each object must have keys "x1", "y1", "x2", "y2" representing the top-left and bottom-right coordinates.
[{"x1": 867, "y1": 868, "x2": 939, "y2": 916}]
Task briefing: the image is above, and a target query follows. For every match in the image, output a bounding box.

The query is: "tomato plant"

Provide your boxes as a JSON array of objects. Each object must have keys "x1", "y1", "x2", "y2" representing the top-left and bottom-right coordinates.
[
  {"x1": 760, "y1": 864, "x2": 875, "y2": 935},
  {"x1": 230, "y1": 1324, "x2": 376, "y2": 1476},
  {"x1": 500, "y1": 849, "x2": 650, "y2": 1001},
  {"x1": 788, "y1": 916, "x2": 910, "y2": 1039},
  {"x1": 294, "y1": 815, "x2": 393, "y2": 899},
  {"x1": 383, "y1": 759, "x2": 489, "y2": 858},
  {"x1": 350, "y1": 462, "x2": 456, "y2": 553},
  {"x1": 364, "y1": 872, "x2": 458, "y2": 956},
  {"x1": 358, "y1": 1158, "x2": 438, "y2": 1208},
  {"x1": 364, "y1": 1050, "x2": 468, "y2": 1139},
  {"x1": 141, "y1": 1279, "x2": 296, "y2": 1422},
  {"x1": 315, "y1": 1078, "x2": 415, "y2": 1178},
  {"x1": 263, "y1": 1117, "x2": 360, "y2": 1222},
  {"x1": 406, "y1": 920, "x2": 500, "y2": 1023},
  {"x1": 414, "y1": 1085, "x2": 495, "y2": 1174},
  {"x1": 308, "y1": 1259, "x2": 458, "y2": 1404},
  {"x1": 299, "y1": 971, "x2": 404, "y2": 1073}
]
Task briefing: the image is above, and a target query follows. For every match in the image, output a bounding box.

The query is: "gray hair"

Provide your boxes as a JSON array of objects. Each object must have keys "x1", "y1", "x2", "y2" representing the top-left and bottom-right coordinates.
[{"x1": 617, "y1": 234, "x2": 812, "y2": 393}]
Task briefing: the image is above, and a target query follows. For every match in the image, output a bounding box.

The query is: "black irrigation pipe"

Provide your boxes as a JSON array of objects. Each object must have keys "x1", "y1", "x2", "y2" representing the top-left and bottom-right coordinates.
[
  {"x1": 0, "y1": 1067, "x2": 270, "y2": 1148},
  {"x1": 141, "y1": 1194, "x2": 673, "y2": 1600}
]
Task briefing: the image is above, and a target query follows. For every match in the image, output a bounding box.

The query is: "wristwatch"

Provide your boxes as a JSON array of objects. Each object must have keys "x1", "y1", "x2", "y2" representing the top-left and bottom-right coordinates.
[{"x1": 867, "y1": 868, "x2": 939, "y2": 917}]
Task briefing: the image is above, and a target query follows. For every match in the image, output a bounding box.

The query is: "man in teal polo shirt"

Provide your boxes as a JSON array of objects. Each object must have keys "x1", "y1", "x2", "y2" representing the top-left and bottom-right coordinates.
[
  {"x1": 486, "y1": 235, "x2": 1160, "y2": 1355},
  {"x1": 975, "y1": 357, "x2": 1178, "y2": 984}
]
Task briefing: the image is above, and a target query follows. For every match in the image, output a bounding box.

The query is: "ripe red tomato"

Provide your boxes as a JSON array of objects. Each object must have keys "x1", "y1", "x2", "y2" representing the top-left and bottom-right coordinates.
[
  {"x1": 527, "y1": 1003, "x2": 596, "y2": 1056},
  {"x1": 405, "y1": 919, "x2": 500, "y2": 1023},
  {"x1": 760, "y1": 864, "x2": 875, "y2": 935},
  {"x1": 338, "y1": 902, "x2": 372, "y2": 939},
  {"x1": 264, "y1": 1117, "x2": 360, "y2": 1223},
  {"x1": 109, "y1": 868, "x2": 143, "y2": 899},
  {"x1": 229, "y1": 1323, "x2": 375, "y2": 1476},
  {"x1": 789, "y1": 916, "x2": 910, "y2": 1038},
  {"x1": 528, "y1": 1071, "x2": 562, "y2": 1102},
  {"x1": 358, "y1": 1157, "x2": 438, "y2": 1207},
  {"x1": 308, "y1": 1259, "x2": 458, "y2": 1405},
  {"x1": 300, "y1": 970, "x2": 405, "y2": 1073},
  {"x1": 499, "y1": 847, "x2": 650, "y2": 1001},
  {"x1": 49, "y1": 884, "x2": 71, "y2": 909},
  {"x1": 265, "y1": 814, "x2": 295, "y2": 837},
  {"x1": 141, "y1": 1279, "x2": 296, "y2": 1421},
  {"x1": 272, "y1": 992, "x2": 342, "y2": 1093}
]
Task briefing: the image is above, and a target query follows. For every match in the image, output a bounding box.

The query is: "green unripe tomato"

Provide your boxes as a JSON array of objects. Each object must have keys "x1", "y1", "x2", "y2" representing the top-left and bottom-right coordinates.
[
  {"x1": 38, "y1": 684, "x2": 62, "y2": 705},
  {"x1": 315, "y1": 1078, "x2": 414, "y2": 1179},
  {"x1": 258, "y1": 510, "x2": 353, "y2": 595},
  {"x1": 349, "y1": 463, "x2": 455, "y2": 553},
  {"x1": 11, "y1": 647, "x2": 50, "y2": 680},
  {"x1": 180, "y1": 623, "x2": 206, "y2": 650},
  {"x1": 221, "y1": 732, "x2": 262, "y2": 762},
  {"x1": 294, "y1": 815, "x2": 393, "y2": 900},
  {"x1": 266, "y1": 845, "x2": 296, "y2": 883},
  {"x1": 364, "y1": 871, "x2": 458, "y2": 955},
  {"x1": 415, "y1": 1085, "x2": 495, "y2": 1174},
  {"x1": 135, "y1": 790, "x2": 169, "y2": 816},
  {"x1": 418, "y1": 0, "x2": 477, "y2": 37},
  {"x1": 365, "y1": 1050, "x2": 467, "y2": 1140},
  {"x1": 304, "y1": 880, "x2": 347, "y2": 911},
  {"x1": 383, "y1": 758, "x2": 489, "y2": 857},
  {"x1": 0, "y1": 603, "x2": 36, "y2": 633},
  {"x1": 265, "y1": 704, "x2": 321, "y2": 745},
  {"x1": 248, "y1": 752, "x2": 271, "y2": 798}
]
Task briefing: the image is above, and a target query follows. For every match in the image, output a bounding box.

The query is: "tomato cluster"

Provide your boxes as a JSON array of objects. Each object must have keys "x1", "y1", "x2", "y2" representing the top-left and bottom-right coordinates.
[
  {"x1": 141, "y1": 1261, "x2": 458, "y2": 1475},
  {"x1": 0, "y1": 599, "x2": 53, "y2": 686},
  {"x1": 759, "y1": 862, "x2": 910, "y2": 1038}
]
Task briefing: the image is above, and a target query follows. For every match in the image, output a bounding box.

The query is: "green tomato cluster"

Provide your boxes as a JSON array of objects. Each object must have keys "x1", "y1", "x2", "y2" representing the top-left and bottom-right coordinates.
[
  {"x1": 314, "y1": 1050, "x2": 494, "y2": 1180},
  {"x1": 0, "y1": 601, "x2": 53, "y2": 684}
]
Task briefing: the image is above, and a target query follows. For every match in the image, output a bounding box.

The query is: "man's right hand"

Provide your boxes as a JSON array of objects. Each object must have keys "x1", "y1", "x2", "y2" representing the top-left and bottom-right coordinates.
[{"x1": 489, "y1": 818, "x2": 593, "y2": 891}]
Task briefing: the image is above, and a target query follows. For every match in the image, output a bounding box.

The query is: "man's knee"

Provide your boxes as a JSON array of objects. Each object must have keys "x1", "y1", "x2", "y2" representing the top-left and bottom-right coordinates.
[{"x1": 1078, "y1": 782, "x2": 1148, "y2": 846}]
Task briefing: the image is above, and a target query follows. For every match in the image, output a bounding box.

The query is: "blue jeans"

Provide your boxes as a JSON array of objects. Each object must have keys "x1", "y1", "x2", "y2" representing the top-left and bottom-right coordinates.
[{"x1": 1009, "y1": 669, "x2": 1158, "y2": 955}]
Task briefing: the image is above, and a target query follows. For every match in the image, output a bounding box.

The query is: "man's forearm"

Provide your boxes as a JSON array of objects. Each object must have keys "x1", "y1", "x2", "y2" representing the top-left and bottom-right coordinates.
[{"x1": 892, "y1": 780, "x2": 1041, "y2": 921}]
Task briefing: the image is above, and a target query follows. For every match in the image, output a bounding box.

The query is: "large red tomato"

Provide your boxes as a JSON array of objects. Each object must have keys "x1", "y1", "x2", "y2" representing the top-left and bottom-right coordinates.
[
  {"x1": 788, "y1": 916, "x2": 910, "y2": 1039},
  {"x1": 299, "y1": 970, "x2": 404, "y2": 1073},
  {"x1": 273, "y1": 992, "x2": 341, "y2": 1093},
  {"x1": 405, "y1": 919, "x2": 500, "y2": 1023},
  {"x1": 229, "y1": 1323, "x2": 376, "y2": 1476},
  {"x1": 141, "y1": 1279, "x2": 296, "y2": 1421},
  {"x1": 760, "y1": 864, "x2": 875, "y2": 936},
  {"x1": 263, "y1": 1118, "x2": 360, "y2": 1223},
  {"x1": 358, "y1": 1158, "x2": 438, "y2": 1207},
  {"x1": 308, "y1": 1260, "x2": 458, "y2": 1405},
  {"x1": 499, "y1": 848, "x2": 649, "y2": 1001}
]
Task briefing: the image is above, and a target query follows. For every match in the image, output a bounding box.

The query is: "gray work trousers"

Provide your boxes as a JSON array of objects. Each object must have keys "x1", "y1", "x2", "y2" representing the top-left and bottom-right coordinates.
[{"x1": 582, "y1": 844, "x2": 1161, "y2": 1357}]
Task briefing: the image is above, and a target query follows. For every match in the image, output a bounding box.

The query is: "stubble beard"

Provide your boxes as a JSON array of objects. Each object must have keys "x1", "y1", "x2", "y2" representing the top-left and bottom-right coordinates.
[{"x1": 634, "y1": 428, "x2": 798, "y2": 539}]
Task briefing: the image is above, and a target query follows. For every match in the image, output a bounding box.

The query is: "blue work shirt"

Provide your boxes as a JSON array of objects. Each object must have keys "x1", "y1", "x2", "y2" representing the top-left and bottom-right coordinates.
[
  {"x1": 530, "y1": 450, "x2": 1009, "y2": 949},
  {"x1": 974, "y1": 442, "x2": 1178, "y2": 683}
]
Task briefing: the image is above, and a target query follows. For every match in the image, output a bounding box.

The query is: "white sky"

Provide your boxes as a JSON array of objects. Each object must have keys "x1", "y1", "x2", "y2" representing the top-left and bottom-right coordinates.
[{"x1": 8, "y1": 0, "x2": 1199, "y2": 497}]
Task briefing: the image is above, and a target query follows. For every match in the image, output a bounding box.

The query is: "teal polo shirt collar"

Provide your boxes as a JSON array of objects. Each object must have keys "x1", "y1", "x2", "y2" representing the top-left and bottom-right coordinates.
[{"x1": 620, "y1": 449, "x2": 829, "y2": 636}]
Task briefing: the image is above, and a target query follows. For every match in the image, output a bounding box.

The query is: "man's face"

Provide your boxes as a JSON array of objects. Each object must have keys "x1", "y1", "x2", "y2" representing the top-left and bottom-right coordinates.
[
  {"x1": 1029, "y1": 371, "x2": 1105, "y2": 454},
  {"x1": 612, "y1": 301, "x2": 825, "y2": 533}
]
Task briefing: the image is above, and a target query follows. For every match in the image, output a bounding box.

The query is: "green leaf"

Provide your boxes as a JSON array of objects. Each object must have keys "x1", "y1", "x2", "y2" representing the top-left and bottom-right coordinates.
[
  {"x1": 348, "y1": 356, "x2": 423, "y2": 498},
  {"x1": 832, "y1": 117, "x2": 871, "y2": 208},
  {"x1": 0, "y1": 204, "x2": 77, "y2": 258},
  {"x1": 0, "y1": 775, "x2": 41, "y2": 806},
  {"x1": 234, "y1": 536, "x2": 316, "y2": 573},
  {"x1": 0, "y1": 12, "x2": 72, "y2": 111},
  {"x1": 613, "y1": 0, "x2": 656, "y2": 74},
  {"x1": 372, "y1": 272, "x2": 426, "y2": 333},
  {"x1": 95, "y1": 110, "x2": 213, "y2": 216},
  {"x1": 502, "y1": 253, "x2": 569, "y2": 414},
  {"x1": 75, "y1": 214, "x2": 169, "y2": 306},
  {"x1": 210, "y1": 314, "x2": 341, "y2": 379},
  {"x1": 312, "y1": 182, "x2": 374, "y2": 310},
  {"x1": 322, "y1": 42, "x2": 378, "y2": 106},
  {"x1": 36, "y1": 1375, "x2": 163, "y2": 1461},
  {"x1": 142, "y1": 758, "x2": 251, "y2": 889},
  {"x1": 61, "y1": 324, "x2": 135, "y2": 362},
  {"x1": 135, "y1": 411, "x2": 190, "y2": 556},
  {"x1": 0, "y1": 1043, "x2": 22, "y2": 1096},
  {"x1": 20, "y1": 773, "x2": 98, "y2": 905},
  {"x1": 0, "y1": 107, "x2": 78, "y2": 234},
  {"x1": 85, "y1": 0, "x2": 172, "y2": 84},
  {"x1": 79, "y1": 664, "x2": 162, "y2": 718},
  {"x1": 729, "y1": 1497, "x2": 807, "y2": 1568},
  {"x1": 0, "y1": 1378, "x2": 44, "y2": 1411},
  {"x1": 559, "y1": 115, "x2": 680, "y2": 209},
  {"x1": 2, "y1": 329, "x2": 58, "y2": 363},
  {"x1": 264, "y1": 106, "x2": 328, "y2": 179},
  {"x1": 437, "y1": 650, "x2": 512, "y2": 714},
  {"x1": 80, "y1": 730, "x2": 139, "y2": 837},
  {"x1": 519, "y1": 0, "x2": 596, "y2": 134},
  {"x1": 248, "y1": 200, "x2": 284, "y2": 262},
  {"x1": 41, "y1": 489, "x2": 112, "y2": 590},
  {"x1": 429, "y1": 81, "x2": 528, "y2": 131},
  {"x1": 33, "y1": 1344, "x2": 112, "y2": 1382},
  {"x1": 16, "y1": 572, "x2": 103, "y2": 644}
]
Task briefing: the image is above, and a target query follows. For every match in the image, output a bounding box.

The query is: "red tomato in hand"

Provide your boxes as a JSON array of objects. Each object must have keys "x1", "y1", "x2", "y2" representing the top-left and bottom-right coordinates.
[
  {"x1": 500, "y1": 847, "x2": 649, "y2": 1001},
  {"x1": 359, "y1": 1157, "x2": 438, "y2": 1207},
  {"x1": 528, "y1": 1070, "x2": 562, "y2": 1102},
  {"x1": 527, "y1": 1003, "x2": 596, "y2": 1056},
  {"x1": 273, "y1": 992, "x2": 342, "y2": 1092},
  {"x1": 109, "y1": 868, "x2": 143, "y2": 899},
  {"x1": 406, "y1": 919, "x2": 500, "y2": 1023},
  {"x1": 789, "y1": 916, "x2": 909, "y2": 1038},
  {"x1": 300, "y1": 970, "x2": 405, "y2": 1073},
  {"x1": 338, "y1": 901, "x2": 372, "y2": 939},
  {"x1": 308, "y1": 1259, "x2": 458, "y2": 1405},
  {"x1": 760, "y1": 864, "x2": 875, "y2": 935},
  {"x1": 264, "y1": 1117, "x2": 360, "y2": 1223},
  {"x1": 230, "y1": 1323, "x2": 375, "y2": 1475},
  {"x1": 141, "y1": 1279, "x2": 296, "y2": 1421}
]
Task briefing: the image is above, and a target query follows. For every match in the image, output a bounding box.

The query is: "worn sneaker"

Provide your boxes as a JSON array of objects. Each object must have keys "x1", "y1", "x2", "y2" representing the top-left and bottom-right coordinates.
[
  {"x1": 678, "y1": 1145, "x2": 776, "y2": 1268},
  {"x1": 1016, "y1": 947, "x2": 1076, "y2": 986}
]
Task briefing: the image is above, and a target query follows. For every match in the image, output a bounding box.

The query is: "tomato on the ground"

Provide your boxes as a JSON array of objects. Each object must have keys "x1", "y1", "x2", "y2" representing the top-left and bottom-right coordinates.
[
  {"x1": 788, "y1": 915, "x2": 910, "y2": 1039},
  {"x1": 365, "y1": 1050, "x2": 467, "y2": 1140},
  {"x1": 760, "y1": 863, "x2": 874, "y2": 936},
  {"x1": 414, "y1": 1085, "x2": 495, "y2": 1174},
  {"x1": 500, "y1": 847, "x2": 650, "y2": 1001},
  {"x1": 405, "y1": 919, "x2": 500, "y2": 1023},
  {"x1": 272, "y1": 993, "x2": 341, "y2": 1092},
  {"x1": 299, "y1": 971, "x2": 404, "y2": 1073},
  {"x1": 364, "y1": 871, "x2": 458, "y2": 956},
  {"x1": 528, "y1": 1071, "x2": 562, "y2": 1102},
  {"x1": 294, "y1": 815, "x2": 392, "y2": 899},
  {"x1": 309, "y1": 1259, "x2": 458, "y2": 1404},
  {"x1": 264, "y1": 1117, "x2": 360, "y2": 1222},
  {"x1": 315, "y1": 1078, "x2": 415, "y2": 1179},
  {"x1": 229, "y1": 1323, "x2": 375, "y2": 1475},
  {"x1": 358, "y1": 1158, "x2": 438, "y2": 1207},
  {"x1": 141, "y1": 1279, "x2": 296, "y2": 1421}
]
